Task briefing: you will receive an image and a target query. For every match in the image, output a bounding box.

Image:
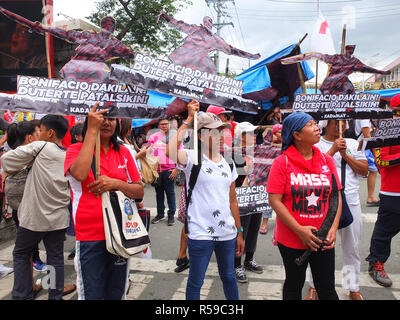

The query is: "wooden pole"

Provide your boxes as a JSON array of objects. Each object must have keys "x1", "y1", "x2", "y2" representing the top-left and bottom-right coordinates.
[
  {"x1": 315, "y1": 60, "x2": 319, "y2": 94},
  {"x1": 341, "y1": 24, "x2": 347, "y2": 55},
  {"x1": 193, "y1": 112, "x2": 198, "y2": 165},
  {"x1": 96, "y1": 130, "x2": 101, "y2": 180},
  {"x1": 339, "y1": 24, "x2": 347, "y2": 138},
  {"x1": 296, "y1": 33, "x2": 308, "y2": 94}
]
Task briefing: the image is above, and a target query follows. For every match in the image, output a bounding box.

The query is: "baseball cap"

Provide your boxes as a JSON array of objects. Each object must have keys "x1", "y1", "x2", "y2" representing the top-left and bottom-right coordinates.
[
  {"x1": 234, "y1": 121, "x2": 258, "y2": 138},
  {"x1": 197, "y1": 112, "x2": 232, "y2": 130},
  {"x1": 206, "y1": 105, "x2": 232, "y2": 116},
  {"x1": 390, "y1": 94, "x2": 400, "y2": 110}
]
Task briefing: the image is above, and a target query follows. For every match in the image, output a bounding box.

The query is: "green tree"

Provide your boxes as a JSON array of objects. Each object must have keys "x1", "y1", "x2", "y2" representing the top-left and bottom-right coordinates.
[{"x1": 86, "y1": 0, "x2": 192, "y2": 57}]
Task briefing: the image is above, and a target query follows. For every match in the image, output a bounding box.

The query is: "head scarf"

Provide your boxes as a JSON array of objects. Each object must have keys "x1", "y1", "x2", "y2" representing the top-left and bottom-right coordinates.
[
  {"x1": 272, "y1": 123, "x2": 282, "y2": 135},
  {"x1": 281, "y1": 112, "x2": 313, "y2": 151}
]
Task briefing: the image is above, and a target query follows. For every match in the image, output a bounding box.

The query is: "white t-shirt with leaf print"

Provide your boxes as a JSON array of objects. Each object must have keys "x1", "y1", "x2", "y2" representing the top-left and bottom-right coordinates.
[{"x1": 178, "y1": 149, "x2": 238, "y2": 241}]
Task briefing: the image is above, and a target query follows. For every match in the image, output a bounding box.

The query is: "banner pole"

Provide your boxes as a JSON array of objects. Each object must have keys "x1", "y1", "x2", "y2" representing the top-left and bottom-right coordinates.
[
  {"x1": 296, "y1": 33, "x2": 308, "y2": 94},
  {"x1": 339, "y1": 24, "x2": 347, "y2": 138},
  {"x1": 96, "y1": 130, "x2": 101, "y2": 180},
  {"x1": 193, "y1": 112, "x2": 198, "y2": 165},
  {"x1": 315, "y1": 60, "x2": 319, "y2": 94}
]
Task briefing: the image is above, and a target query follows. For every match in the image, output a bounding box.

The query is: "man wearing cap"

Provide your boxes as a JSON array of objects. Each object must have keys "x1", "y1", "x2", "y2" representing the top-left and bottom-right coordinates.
[
  {"x1": 305, "y1": 119, "x2": 368, "y2": 300},
  {"x1": 232, "y1": 121, "x2": 266, "y2": 283},
  {"x1": 206, "y1": 105, "x2": 236, "y2": 150},
  {"x1": 366, "y1": 94, "x2": 400, "y2": 288}
]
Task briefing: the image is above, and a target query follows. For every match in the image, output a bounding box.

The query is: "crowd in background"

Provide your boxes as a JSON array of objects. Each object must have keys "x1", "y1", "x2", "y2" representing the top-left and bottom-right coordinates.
[{"x1": 0, "y1": 98, "x2": 399, "y2": 301}]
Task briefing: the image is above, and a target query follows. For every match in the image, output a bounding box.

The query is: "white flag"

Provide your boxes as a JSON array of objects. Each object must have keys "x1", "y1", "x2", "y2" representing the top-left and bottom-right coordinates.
[{"x1": 310, "y1": 10, "x2": 335, "y2": 54}]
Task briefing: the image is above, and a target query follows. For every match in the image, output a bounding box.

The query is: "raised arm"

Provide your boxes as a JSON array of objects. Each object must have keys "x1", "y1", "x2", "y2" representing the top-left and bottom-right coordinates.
[
  {"x1": 1, "y1": 141, "x2": 46, "y2": 174},
  {"x1": 281, "y1": 52, "x2": 334, "y2": 65},
  {"x1": 159, "y1": 13, "x2": 197, "y2": 35},
  {"x1": 68, "y1": 102, "x2": 108, "y2": 182},
  {"x1": 0, "y1": 5, "x2": 85, "y2": 44},
  {"x1": 213, "y1": 35, "x2": 260, "y2": 60},
  {"x1": 166, "y1": 100, "x2": 199, "y2": 167},
  {"x1": 353, "y1": 59, "x2": 391, "y2": 75}
]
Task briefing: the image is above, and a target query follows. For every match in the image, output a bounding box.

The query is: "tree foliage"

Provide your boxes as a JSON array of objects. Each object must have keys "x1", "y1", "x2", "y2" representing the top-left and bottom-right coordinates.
[{"x1": 86, "y1": 0, "x2": 192, "y2": 57}]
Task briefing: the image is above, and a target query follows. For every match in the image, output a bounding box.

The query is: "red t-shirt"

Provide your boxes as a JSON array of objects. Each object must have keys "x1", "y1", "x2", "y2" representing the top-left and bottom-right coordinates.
[
  {"x1": 267, "y1": 145, "x2": 342, "y2": 249},
  {"x1": 374, "y1": 145, "x2": 400, "y2": 194},
  {"x1": 64, "y1": 142, "x2": 141, "y2": 241}
]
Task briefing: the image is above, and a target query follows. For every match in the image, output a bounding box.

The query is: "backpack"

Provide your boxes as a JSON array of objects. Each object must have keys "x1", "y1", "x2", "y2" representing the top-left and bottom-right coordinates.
[
  {"x1": 183, "y1": 151, "x2": 234, "y2": 234},
  {"x1": 5, "y1": 168, "x2": 30, "y2": 211},
  {"x1": 4, "y1": 142, "x2": 47, "y2": 211}
]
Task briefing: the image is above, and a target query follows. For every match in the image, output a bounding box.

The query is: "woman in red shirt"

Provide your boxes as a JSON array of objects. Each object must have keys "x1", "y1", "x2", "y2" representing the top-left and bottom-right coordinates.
[
  {"x1": 267, "y1": 112, "x2": 342, "y2": 300},
  {"x1": 64, "y1": 103, "x2": 143, "y2": 300}
]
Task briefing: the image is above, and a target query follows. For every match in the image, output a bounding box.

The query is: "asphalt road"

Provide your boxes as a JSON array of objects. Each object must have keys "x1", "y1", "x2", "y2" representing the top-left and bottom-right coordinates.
[{"x1": 1, "y1": 175, "x2": 400, "y2": 300}]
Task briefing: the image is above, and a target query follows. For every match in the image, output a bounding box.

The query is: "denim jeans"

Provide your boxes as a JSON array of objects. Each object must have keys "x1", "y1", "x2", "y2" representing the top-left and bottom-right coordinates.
[
  {"x1": 154, "y1": 170, "x2": 176, "y2": 218},
  {"x1": 186, "y1": 238, "x2": 238, "y2": 300}
]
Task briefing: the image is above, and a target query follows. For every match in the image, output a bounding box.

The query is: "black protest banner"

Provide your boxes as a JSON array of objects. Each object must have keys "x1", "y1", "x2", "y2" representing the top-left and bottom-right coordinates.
[
  {"x1": 285, "y1": 93, "x2": 393, "y2": 120},
  {"x1": 109, "y1": 54, "x2": 259, "y2": 114},
  {"x1": 2, "y1": 76, "x2": 167, "y2": 119},
  {"x1": 235, "y1": 185, "x2": 271, "y2": 216},
  {"x1": 361, "y1": 118, "x2": 400, "y2": 150}
]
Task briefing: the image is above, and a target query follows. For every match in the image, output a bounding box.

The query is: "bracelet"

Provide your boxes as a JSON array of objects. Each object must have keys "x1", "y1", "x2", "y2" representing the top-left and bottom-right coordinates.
[
  {"x1": 182, "y1": 120, "x2": 193, "y2": 127},
  {"x1": 237, "y1": 226, "x2": 243, "y2": 234}
]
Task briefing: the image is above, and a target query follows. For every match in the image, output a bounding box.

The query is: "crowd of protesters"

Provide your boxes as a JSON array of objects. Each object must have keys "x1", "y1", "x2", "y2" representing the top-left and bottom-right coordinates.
[{"x1": 0, "y1": 95, "x2": 399, "y2": 301}]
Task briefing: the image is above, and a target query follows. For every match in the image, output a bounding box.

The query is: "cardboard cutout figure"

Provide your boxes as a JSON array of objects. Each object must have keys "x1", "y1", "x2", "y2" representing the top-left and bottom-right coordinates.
[
  {"x1": 0, "y1": 6, "x2": 136, "y2": 83},
  {"x1": 159, "y1": 13, "x2": 260, "y2": 74},
  {"x1": 281, "y1": 45, "x2": 390, "y2": 95}
]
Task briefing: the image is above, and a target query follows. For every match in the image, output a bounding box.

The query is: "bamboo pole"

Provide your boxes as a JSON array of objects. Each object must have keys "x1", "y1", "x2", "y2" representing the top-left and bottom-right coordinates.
[
  {"x1": 339, "y1": 24, "x2": 347, "y2": 138},
  {"x1": 296, "y1": 33, "x2": 308, "y2": 94},
  {"x1": 95, "y1": 130, "x2": 100, "y2": 198}
]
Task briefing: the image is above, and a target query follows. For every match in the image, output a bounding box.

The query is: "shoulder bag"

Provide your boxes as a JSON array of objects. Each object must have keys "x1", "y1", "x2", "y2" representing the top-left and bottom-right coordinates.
[{"x1": 91, "y1": 155, "x2": 151, "y2": 258}]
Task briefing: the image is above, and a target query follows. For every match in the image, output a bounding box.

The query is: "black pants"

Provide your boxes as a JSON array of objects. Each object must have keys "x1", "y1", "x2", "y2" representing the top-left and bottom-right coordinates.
[
  {"x1": 12, "y1": 226, "x2": 66, "y2": 300},
  {"x1": 12, "y1": 210, "x2": 41, "y2": 262},
  {"x1": 278, "y1": 242, "x2": 338, "y2": 300},
  {"x1": 366, "y1": 194, "x2": 400, "y2": 264},
  {"x1": 234, "y1": 213, "x2": 262, "y2": 267}
]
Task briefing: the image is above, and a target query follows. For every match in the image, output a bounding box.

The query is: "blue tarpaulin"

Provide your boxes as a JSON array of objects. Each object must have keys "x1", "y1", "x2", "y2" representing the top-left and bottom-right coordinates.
[
  {"x1": 235, "y1": 44, "x2": 314, "y2": 109},
  {"x1": 358, "y1": 88, "x2": 400, "y2": 98}
]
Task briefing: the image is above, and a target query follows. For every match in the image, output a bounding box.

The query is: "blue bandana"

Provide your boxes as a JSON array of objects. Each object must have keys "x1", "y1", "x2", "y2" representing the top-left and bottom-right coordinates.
[{"x1": 281, "y1": 112, "x2": 313, "y2": 151}]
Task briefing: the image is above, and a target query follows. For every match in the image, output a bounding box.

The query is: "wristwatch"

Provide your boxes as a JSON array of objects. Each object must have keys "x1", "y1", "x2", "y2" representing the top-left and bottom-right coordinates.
[{"x1": 237, "y1": 226, "x2": 243, "y2": 234}]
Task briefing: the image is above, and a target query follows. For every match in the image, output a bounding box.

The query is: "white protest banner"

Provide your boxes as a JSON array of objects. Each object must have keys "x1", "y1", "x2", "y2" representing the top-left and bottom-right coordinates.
[
  {"x1": 361, "y1": 118, "x2": 400, "y2": 150},
  {"x1": 235, "y1": 185, "x2": 271, "y2": 216},
  {"x1": 282, "y1": 93, "x2": 393, "y2": 120},
  {"x1": 110, "y1": 54, "x2": 259, "y2": 114},
  {"x1": 0, "y1": 76, "x2": 167, "y2": 119}
]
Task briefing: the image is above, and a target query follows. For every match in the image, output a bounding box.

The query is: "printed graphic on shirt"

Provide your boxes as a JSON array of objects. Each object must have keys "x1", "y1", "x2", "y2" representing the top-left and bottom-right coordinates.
[{"x1": 290, "y1": 173, "x2": 331, "y2": 217}]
